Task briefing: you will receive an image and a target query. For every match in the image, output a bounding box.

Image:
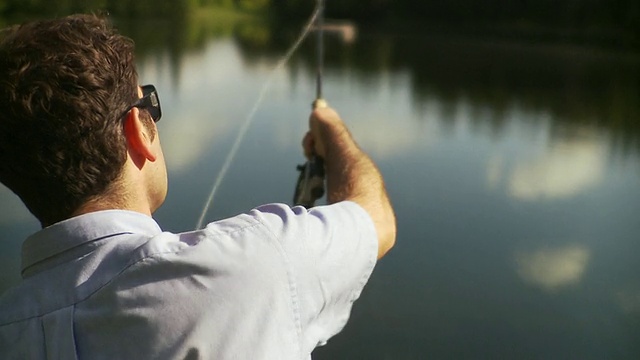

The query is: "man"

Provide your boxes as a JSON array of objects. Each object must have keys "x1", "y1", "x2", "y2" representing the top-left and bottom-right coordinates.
[{"x1": 0, "y1": 14, "x2": 395, "y2": 359}]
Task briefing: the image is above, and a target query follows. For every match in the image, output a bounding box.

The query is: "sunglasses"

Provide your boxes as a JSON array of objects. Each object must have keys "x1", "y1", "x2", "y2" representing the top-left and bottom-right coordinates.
[{"x1": 122, "y1": 84, "x2": 162, "y2": 122}]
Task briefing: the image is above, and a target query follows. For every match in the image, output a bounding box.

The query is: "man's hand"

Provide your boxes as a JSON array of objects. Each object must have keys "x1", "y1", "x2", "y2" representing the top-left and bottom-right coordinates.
[
  {"x1": 302, "y1": 107, "x2": 345, "y2": 160},
  {"x1": 301, "y1": 107, "x2": 396, "y2": 259}
]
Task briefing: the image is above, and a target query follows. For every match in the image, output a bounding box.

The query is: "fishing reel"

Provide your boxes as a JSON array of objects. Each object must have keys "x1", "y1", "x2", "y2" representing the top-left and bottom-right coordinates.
[{"x1": 293, "y1": 156, "x2": 325, "y2": 208}]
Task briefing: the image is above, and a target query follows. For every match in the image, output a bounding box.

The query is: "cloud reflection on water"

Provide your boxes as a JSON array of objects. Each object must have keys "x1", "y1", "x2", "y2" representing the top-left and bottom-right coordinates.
[
  {"x1": 515, "y1": 244, "x2": 591, "y2": 291},
  {"x1": 615, "y1": 287, "x2": 640, "y2": 314},
  {"x1": 137, "y1": 39, "x2": 288, "y2": 174},
  {"x1": 140, "y1": 37, "x2": 440, "y2": 174},
  {"x1": 509, "y1": 135, "x2": 607, "y2": 201},
  {"x1": 487, "y1": 129, "x2": 607, "y2": 201}
]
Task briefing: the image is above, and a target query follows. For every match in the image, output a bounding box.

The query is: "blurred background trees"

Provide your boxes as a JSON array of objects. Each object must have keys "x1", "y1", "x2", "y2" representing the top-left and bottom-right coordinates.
[
  {"x1": 0, "y1": 0, "x2": 638, "y2": 49},
  {"x1": 1, "y1": 0, "x2": 638, "y2": 26}
]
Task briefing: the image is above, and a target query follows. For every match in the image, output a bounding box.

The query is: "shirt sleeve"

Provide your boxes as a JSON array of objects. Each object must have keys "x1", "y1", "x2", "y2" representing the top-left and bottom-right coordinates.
[{"x1": 248, "y1": 201, "x2": 378, "y2": 353}]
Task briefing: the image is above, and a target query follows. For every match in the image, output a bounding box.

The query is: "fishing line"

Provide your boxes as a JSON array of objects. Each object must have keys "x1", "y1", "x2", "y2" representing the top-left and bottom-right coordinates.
[{"x1": 196, "y1": 2, "x2": 324, "y2": 229}]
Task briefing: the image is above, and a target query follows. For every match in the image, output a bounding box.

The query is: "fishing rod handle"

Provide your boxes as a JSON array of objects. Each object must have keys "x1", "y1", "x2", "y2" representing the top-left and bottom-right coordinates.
[
  {"x1": 293, "y1": 98, "x2": 329, "y2": 208},
  {"x1": 294, "y1": 155, "x2": 325, "y2": 208}
]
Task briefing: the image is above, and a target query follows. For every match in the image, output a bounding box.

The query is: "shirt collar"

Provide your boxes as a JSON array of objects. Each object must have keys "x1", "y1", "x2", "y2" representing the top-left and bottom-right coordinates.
[{"x1": 21, "y1": 210, "x2": 162, "y2": 275}]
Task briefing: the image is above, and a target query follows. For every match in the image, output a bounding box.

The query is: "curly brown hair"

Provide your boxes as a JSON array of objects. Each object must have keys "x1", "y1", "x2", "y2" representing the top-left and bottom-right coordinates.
[{"x1": 0, "y1": 14, "x2": 140, "y2": 226}]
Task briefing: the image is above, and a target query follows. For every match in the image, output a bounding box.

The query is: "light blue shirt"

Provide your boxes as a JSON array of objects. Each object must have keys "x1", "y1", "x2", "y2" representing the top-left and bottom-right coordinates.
[{"x1": 0, "y1": 202, "x2": 377, "y2": 359}]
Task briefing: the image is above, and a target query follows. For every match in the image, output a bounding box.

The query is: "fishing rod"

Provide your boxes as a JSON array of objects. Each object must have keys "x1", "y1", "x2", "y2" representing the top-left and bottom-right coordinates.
[
  {"x1": 293, "y1": 0, "x2": 327, "y2": 208},
  {"x1": 196, "y1": 2, "x2": 324, "y2": 229}
]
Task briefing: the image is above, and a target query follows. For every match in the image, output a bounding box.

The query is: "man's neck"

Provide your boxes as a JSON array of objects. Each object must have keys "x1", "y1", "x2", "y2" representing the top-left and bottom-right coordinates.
[{"x1": 71, "y1": 179, "x2": 153, "y2": 222}]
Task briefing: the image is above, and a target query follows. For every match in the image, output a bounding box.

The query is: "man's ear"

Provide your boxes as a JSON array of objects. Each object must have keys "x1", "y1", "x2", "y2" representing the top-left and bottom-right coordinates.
[{"x1": 123, "y1": 108, "x2": 157, "y2": 165}]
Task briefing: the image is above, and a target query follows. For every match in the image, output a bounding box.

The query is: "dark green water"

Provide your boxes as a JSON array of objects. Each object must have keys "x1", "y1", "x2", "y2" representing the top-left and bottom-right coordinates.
[{"x1": 1, "y1": 15, "x2": 640, "y2": 359}]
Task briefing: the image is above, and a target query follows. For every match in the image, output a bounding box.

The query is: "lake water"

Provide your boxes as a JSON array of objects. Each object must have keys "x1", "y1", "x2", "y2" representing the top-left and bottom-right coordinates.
[{"x1": 1, "y1": 15, "x2": 639, "y2": 359}]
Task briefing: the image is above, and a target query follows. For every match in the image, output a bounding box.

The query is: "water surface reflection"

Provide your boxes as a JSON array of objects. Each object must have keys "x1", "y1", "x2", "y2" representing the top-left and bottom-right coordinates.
[{"x1": 1, "y1": 17, "x2": 639, "y2": 359}]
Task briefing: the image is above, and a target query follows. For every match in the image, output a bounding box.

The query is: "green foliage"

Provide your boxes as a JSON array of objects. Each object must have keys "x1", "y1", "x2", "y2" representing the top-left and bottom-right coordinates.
[
  {"x1": 237, "y1": 0, "x2": 270, "y2": 11},
  {"x1": 3, "y1": 0, "x2": 107, "y2": 16},
  {"x1": 0, "y1": 0, "x2": 191, "y2": 17},
  {"x1": 1, "y1": 0, "x2": 638, "y2": 34},
  {"x1": 268, "y1": 0, "x2": 639, "y2": 36},
  {"x1": 1, "y1": 0, "x2": 637, "y2": 47},
  {"x1": 106, "y1": 0, "x2": 190, "y2": 17}
]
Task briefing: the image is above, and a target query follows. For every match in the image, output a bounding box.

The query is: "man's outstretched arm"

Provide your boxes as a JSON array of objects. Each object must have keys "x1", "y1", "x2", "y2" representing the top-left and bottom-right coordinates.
[{"x1": 303, "y1": 107, "x2": 396, "y2": 259}]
